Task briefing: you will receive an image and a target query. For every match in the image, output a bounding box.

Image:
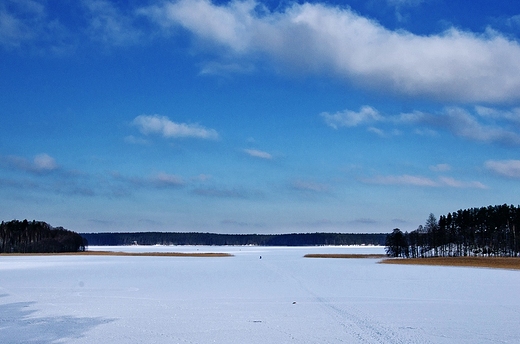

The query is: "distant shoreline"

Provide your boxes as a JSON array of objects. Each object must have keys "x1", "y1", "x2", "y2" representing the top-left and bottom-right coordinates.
[
  {"x1": 80, "y1": 232, "x2": 387, "y2": 247},
  {"x1": 304, "y1": 253, "x2": 386, "y2": 259},
  {"x1": 0, "y1": 251, "x2": 233, "y2": 257},
  {"x1": 380, "y1": 257, "x2": 520, "y2": 270}
]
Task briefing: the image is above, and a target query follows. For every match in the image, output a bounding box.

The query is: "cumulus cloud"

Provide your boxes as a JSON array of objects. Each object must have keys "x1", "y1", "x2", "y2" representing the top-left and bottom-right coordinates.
[
  {"x1": 485, "y1": 160, "x2": 520, "y2": 178},
  {"x1": 243, "y1": 148, "x2": 272, "y2": 159},
  {"x1": 132, "y1": 114, "x2": 219, "y2": 140},
  {"x1": 140, "y1": 0, "x2": 520, "y2": 103},
  {"x1": 362, "y1": 174, "x2": 486, "y2": 188},
  {"x1": 6, "y1": 1, "x2": 520, "y2": 102}
]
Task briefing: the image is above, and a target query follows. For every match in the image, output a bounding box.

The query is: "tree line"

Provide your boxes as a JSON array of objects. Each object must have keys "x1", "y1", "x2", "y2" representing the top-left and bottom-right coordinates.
[
  {"x1": 0, "y1": 220, "x2": 86, "y2": 253},
  {"x1": 386, "y1": 204, "x2": 520, "y2": 258},
  {"x1": 81, "y1": 232, "x2": 387, "y2": 246}
]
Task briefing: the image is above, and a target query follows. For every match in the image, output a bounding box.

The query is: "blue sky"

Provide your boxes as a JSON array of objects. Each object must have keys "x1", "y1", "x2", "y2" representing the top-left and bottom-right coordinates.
[{"x1": 1, "y1": 0, "x2": 520, "y2": 234}]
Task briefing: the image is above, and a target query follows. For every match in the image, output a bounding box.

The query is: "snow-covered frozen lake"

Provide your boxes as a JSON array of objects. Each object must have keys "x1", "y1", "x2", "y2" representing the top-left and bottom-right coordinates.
[{"x1": 1, "y1": 245, "x2": 519, "y2": 343}]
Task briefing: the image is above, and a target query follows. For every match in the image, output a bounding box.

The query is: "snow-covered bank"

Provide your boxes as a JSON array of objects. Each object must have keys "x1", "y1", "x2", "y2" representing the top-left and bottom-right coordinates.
[{"x1": 1, "y1": 246, "x2": 519, "y2": 343}]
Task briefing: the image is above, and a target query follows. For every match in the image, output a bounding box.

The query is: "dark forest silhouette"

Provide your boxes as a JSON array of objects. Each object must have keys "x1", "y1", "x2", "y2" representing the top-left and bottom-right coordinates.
[
  {"x1": 0, "y1": 220, "x2": 86, "y2": 253},
  {"x1": 81, "y1": 232, "x2": 387, "y2": 247},
  {"x1": 386, "y1": 204, "x2": 520, "y2": 258}
]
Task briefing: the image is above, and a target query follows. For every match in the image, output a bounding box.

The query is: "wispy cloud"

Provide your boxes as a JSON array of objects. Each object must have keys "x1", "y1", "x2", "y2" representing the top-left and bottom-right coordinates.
[
  {"x1": 151, "y1": 172, "x2": 184, "y2": 187},
  {"x1": 398, "y1": 107, "x2": 520, "y2": 145},
  {"x1": 2, "y1": 153, "x2": 59, "y2": 174},
  {"x1": 475, "y1": 106, "x2": 520, "y2": 124},
  {"x1": 82, "y1": 0, "x2": 143, "y2": 46},
  {"x1": 0, "y1": 0, "x2": 72, "y2": 53},
  {"x1": 321, "y1": 106, "x2": 382, "y2": 129},
  {"x1": 323, "y1": 105, "x2": 520, "y2": 145},
  {"x1": 191, "y1": 174, "x2": 212, "y2": 182},
  {"x1": 199, "y1": 61, "x2": 255, "y2": 77},
  {"x1": 132, "y1": 114, "x2": 219, "y2": 140},
  {"x1": 193, "y1": 187, "x2": 252, "y2": 198},
  {"x1": 362, "y1": 174, "x2": 486, "y2": 189},
  {"x1": 437, "y1": 177, "x2": 487, "y2": 189},
  {"x1": 112, "y1": 171, "x2": 186, "y2": 190},
  {"x1": 290, "y1": 180, "x2": 330, "y2": 193},
  {"x1": 33, "y1": 153, "x2": 58, "y2": 171},
  {"x1": 124, "y1": 135, "x2": 148, "y2": 145},
  {"x1": 429, "y1": 164, "x2": 451, "y2": 172},
  {"x1": 0, "y1": 0, "x2": 46, "y2": 48},
  {"x1": 140, "y1": 0, "x2": 520, "y2": 103},
  {"x1": 485, "y1": 160, "x2": 520, "y2": 179},
  {"x1": 243, "y1": 148, "x2": 272, "y2": 160}
]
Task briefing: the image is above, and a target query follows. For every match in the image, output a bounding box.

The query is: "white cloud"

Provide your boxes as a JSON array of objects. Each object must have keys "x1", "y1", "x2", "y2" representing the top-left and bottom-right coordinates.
[
  {"x1": 475, "y1": 106, "x2": 520, "y2": 124},
  {"x1": 506, "y1": 15, "x2": 520, "y2": 29},
  {"x1": 83, "y1": 0, "x2": 142, "y2": 46},
  {"x1": 152, "y1": 172, "x2": 184, "y2": 187},
  {"x1": 191, "y1": 174, "x2": 211, "y2": 182},
  {"x1": 141, "y1": 0, "x2": 520, "y2": 103},
  {"x1": 362, "y1": 174, "x2": 486, "y2": 188},
  {"x1": 124, "y1": 135, "x2": 148, "y2": 145},
  {"x1": 326, "y1": 105, "x2": 520, "y2": 145},
  {"x1": 243, "y1": 148, "x2": 272, "y2": 159},
  {"x1": 485, "y1": 160, "x2": 520, "y2": 179},
  {"x1": 0, "y1": 0, "x2": 71, "y2": 53},
  {"x1": 321, "y1": 106, "x2": 381, "y2": 129},
  {"x1": 132, "y1": 114, "x2": 219, "y2": 140},
  {"x1": 363, "y1": 174, "x2": 438, "y2": 187},
  {"x1": 406, "y1": 107, "x2": 520, "y2": 145},
  {"x1": 193, "y1": 187, "x2": 252, "y2": 198},
  {"x1": 291, "y1": 180, "x2": 330, "y2": 193},
  {"x1": 429, "y1": 164, "x2": 451, "y2": 172},
  {"x1": 0, "y1": 0, "x2": 44, "y2": 48},
  {"x1": 33, "y1": 153, "x2": 58, "y2": 171},
  {"x1": 437, "y1": 176, "x2": 487, "y2": 189},
  {"x1": 199, "y1": 61, "x2": 255, "y2": 76},
  {"x1": 2, "y1": 153, "x2": 59, "y2": 174}
]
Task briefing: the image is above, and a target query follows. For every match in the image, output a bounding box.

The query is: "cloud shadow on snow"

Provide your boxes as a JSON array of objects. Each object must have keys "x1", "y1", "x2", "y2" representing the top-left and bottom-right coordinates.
[{"x1": 0, "y1": 299, "x2": 115, "y2": 343}]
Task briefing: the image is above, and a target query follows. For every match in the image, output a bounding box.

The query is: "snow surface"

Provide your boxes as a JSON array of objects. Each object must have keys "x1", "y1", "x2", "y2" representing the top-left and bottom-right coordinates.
[{"x1": 1, "y1": 245, "x2": 519, "y2": 343}]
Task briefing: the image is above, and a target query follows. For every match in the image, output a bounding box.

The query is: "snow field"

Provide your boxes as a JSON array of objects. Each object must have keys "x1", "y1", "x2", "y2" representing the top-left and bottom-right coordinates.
[{"x1": 1, "y1": 246, "x2": 519, "y2": 343}]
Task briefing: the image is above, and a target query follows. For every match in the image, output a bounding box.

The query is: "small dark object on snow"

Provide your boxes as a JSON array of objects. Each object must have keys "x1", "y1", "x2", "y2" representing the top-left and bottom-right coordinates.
[{"x1": 292, "y1": 301, "x2": 297, "y2": 304}]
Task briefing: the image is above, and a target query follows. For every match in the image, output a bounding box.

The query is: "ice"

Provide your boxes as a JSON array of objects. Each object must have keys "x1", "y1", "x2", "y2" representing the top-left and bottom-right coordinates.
[{"x1": 1, "y1": 246, "x2": 519, "y2": 343}]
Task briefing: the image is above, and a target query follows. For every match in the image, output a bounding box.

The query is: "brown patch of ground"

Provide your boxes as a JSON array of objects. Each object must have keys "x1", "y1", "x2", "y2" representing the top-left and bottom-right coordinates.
[
  {"x1": 380, "y1": 257, "x2": 520, "y2": 270},
  {"x1": 304, "y1": 253, "x2": 387, "y2": 259},
  {"x1": 0, "y1": 251, "x2": 233, "y2": 257}
]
